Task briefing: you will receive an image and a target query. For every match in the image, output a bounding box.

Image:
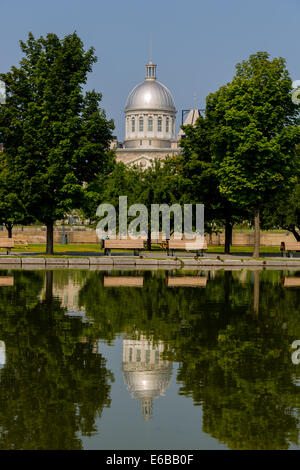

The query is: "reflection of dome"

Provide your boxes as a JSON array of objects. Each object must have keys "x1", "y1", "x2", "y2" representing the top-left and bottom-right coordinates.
[
  {"x1": 122, "y1": 336, "x2": 173, "y2": 420},
  {"x1": 123, "y1": 368, "x2": 173, "y2": 400},
  {"x1": 125, "y1": 80, "x2": 176, "y2": 112}
]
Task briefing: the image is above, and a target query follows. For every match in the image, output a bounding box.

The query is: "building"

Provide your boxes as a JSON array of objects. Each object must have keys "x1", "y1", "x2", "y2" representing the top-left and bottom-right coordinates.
[
  {"x1": 115, "y1": 61, "x2": 179, "y2": 168},
  {"x1": 177, "y1": 108, "x2": 201, "y2": 140},
  {"x1": 122, "y1": 335, "x2": 173, "y2": 420}
]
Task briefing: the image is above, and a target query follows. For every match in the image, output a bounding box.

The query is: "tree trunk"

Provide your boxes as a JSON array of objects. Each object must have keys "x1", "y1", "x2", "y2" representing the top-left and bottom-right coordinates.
[
  {"x1": 147, "y1": 228, "x2": 152, "y2": 251},
  {"x1": 5, "y1": 223, "x2": 13, "y2": 239},
  {"x1": 253, "y1": 209, "x2": 260, "y2": 258},
  {"x1": 224, "y1": 218, "x2": 232, "y2": 254},
  {"x1": 45, "y1": 270, "x2": 53, "y2": 303},
  {"x1": 46, "y1": 222, "x2": 54, "y2": 255},
  {"x1": 253, "y1": 270, "x2": 260, "y2": 316},
  {"x1": 290, "y1": 226, "x2": 300, "y2": 242},
  {"x1": 224, "y1": 270, "x2": 231, "y2": 306}
]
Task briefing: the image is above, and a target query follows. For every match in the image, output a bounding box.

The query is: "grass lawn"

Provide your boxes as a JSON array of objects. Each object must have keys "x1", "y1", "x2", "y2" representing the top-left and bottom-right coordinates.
[{"x1": 0, "y1": 243, "x2": 281, "y2": 255}]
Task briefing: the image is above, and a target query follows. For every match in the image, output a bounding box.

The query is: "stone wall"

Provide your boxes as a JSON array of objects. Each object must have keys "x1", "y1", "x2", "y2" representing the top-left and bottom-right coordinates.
[
  {"x1": 0, "y1": 228, "x2": 98, "y2": 244},
  {"x1": 207, "y1": 231, "x2": 291, "y2": 247},
  {"x1": 0, "y1": 227, "x2": 294, "y2": 246}
]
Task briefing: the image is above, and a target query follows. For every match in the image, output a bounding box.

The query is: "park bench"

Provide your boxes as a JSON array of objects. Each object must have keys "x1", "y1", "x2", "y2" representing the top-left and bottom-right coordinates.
[
  {"x1": 103, "y1": 238, "x2": 145, "y2": 256},
  {"x1": 167, "y1": 239, "x2": 207, "y2": 257},
  {"x1": 0, "y1": 276, "x2": 14, "y2": 286},
  {"x1": 280, "y1": 241, "x2": 300, "y2": 257},
  {"x1": 167, "y1": 276, "x2": 207, "y2": 287},
  {"x1": 104, "y1": 276, "x2": 144, "y2": 287},
  {"x1": 14, "y1": 238, "x2": 29, "y2": 249},
  {"x1": 283, "y1": 277, "x2": 300, "y2": 287},
  {"x1": 0, "y1": 239, "x2": 14, "y2": 255}
]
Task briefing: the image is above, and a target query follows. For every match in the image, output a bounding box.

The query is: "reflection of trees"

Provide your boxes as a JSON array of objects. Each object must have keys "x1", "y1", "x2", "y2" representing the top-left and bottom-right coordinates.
[
  {"x1": 0, "y1": 270, "x2": 113, "y2": 450},
  {"x1": 79, "y1": 268, "x2": 300, "y2": 449}
]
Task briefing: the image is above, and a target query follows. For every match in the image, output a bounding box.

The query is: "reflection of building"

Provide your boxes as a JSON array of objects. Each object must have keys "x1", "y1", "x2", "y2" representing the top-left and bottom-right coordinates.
[
  {"x1": 122, "y1": 336, "x2": 173, "y2": 420},
  {"x1": 40, "y1": 276, "x2": 85, "y2": 315},
  {"x1": 0, "y1": 341, "x2": 6, "y2": 370}
]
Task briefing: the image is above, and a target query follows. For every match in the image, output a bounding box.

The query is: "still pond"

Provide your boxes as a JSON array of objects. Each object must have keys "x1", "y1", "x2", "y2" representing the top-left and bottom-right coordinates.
[{"x1": 0, "y1": 267, "x2": 299, "y2": 450}]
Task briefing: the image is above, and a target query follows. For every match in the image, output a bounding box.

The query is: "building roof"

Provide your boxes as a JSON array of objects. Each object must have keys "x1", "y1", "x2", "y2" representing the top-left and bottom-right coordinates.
[
  {"x1": 125, "y1": 62, "x2": 176, "y2": 113},
  {"x1": 177, "y1": 109, "x2": 201, "y2": 138}
]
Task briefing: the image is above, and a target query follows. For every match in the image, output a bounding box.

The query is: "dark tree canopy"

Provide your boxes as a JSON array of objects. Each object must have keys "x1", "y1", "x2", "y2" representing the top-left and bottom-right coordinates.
[
  {"x1": 206, "y1": 51, "x2": 300, "y2": 256},
  {"x1": 0, "y1": 32, "x2": 115, "y2": 252}
]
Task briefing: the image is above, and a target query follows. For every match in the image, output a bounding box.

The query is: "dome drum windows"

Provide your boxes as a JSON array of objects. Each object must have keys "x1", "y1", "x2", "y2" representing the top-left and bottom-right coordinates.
[
  {"x1": 131, "y1": 117, "x2": 135, "y2": 133},
  {"x1": 148, "y1": 116, "x2": 153, "y2": 132},
  {"x1": 157, "y1": 116, "x2": 162, "y2": 133},
  {"x1": 139, "y1": 116, "x2": 144, "y2": 132},
  {"x1": 166, "y1": 117, "x2": 169, "y2": 134}
]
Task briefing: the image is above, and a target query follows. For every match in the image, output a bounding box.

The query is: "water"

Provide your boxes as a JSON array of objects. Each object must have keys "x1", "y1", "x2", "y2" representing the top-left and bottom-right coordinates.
[{"x1": 0, "y1": 267, "x2": 299, "y2": 450}]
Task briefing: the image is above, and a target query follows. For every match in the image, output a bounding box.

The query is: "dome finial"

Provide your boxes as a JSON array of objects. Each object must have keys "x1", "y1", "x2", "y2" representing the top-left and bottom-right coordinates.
[
  {"x1": 146, "y1": 61, "x2": 156, "y2": 80},
  {"x1": 146, "y1": 34, "x2": 156, "y2": 79}
]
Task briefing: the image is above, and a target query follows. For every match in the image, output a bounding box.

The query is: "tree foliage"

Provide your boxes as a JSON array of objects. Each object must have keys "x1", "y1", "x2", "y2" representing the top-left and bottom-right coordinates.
[
  {"x1": 0, "y1": 32, "x2": 115, "y2": 252},
  {"x1": 207, "y1": 52, "x2": 300, "y2": 255}
]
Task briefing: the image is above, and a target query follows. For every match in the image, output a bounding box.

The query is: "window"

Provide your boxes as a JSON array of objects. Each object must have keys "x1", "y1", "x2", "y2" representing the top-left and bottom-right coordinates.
[
  {"x1": 146, "y1": 350, "x2": 151, "y2": 363},
  {"x1": 129, "y1": 348, "x2": 133, "y2": 362},
  {"x1": 139, "y1": 117, "x2": 143, "y2": 132},
  {"x1": 148, "y1": 116, "x2": 153, "y2": 132},
  {"x1": 140, "y1": 140, "x2": 142, "y2": 145},
  {"x1": 136, "y1": 349, "x2": 141, "y2": 362},
  {"x1": 158, "y1": 117, "x2": 162, "y2": 132},
  {"x1": 166, "y1": 117, "x2": 169, "y2": 133},
  {"x1": 149, "y1": 140, "x2": 152, "y2": 146},
  {"x1": 155, "y1": 350, "x2": 160, "y2": 363},
  {"x1": 131, "y1": 117, "x2": 135, "y2": 133}
]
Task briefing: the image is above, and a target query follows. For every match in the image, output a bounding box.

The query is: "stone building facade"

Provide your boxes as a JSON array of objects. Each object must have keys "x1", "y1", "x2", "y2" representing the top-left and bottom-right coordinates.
[{"x1": 114, "y1": 61, "x2": 179, "y2": 168}]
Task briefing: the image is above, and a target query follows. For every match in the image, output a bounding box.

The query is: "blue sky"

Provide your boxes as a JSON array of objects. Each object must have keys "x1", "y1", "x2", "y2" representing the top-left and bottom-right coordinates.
[{"x1": 1, "y1": 0, "x2": 300, "y2": 139}]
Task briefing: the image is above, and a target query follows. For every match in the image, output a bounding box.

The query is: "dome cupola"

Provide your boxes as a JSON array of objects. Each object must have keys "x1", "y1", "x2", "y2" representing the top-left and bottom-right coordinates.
[{"x1": 124, "y1": 61, "x2": 177, "y2": 150}]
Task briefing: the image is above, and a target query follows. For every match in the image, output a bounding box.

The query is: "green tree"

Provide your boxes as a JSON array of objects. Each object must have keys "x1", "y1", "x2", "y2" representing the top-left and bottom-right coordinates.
[
  {"x1": 262, "y1": 178, "x2": 300, "y2": 241},
  {"x1": 0, "y1": 156, "x2": 35, "y2": 237},
  {"x1": 0, "y1": 32, "x2": 115, "y2": 253},
  {"x1": 131, "y1": 160, "x2": 179, "y2": 249},
  {"x1": 207, "y1": 52, "x2": 300, "y2": 256},
  {"x1": 177, "y1": 114, "x2": 245, "y2": 253},
  {"x1": 89, "y1": 160, "x2": 178, "y2": 250}
]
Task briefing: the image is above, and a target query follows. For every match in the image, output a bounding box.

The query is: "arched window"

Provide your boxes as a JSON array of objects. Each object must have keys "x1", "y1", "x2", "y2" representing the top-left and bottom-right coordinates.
[
  {"x1": 166, "y1": 117, "x2": 169, "y2": 133},
  {"x1": 158, "y1": 116, "x2": 162, "y2": 132},
  {"x1": 139, "y1": 116, "x2": 144, "y2": 132},
  {"x1": 148, "y1": 116, "x2": 153, "y2": 132},
  {"x1": 131, "y1": 117, "x2": 135, "y2": 133}
]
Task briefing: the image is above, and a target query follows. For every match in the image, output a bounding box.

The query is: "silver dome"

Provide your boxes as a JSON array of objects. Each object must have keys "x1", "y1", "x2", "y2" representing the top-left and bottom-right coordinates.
[{"x1": 125, "y1": 80, "x2": 176, "y2": 112}]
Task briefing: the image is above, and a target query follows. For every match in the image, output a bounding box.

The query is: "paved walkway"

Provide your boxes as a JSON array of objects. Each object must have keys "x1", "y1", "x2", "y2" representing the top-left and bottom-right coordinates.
[
  {"x1": 1, "y1": 252, "x2": 300, "y2": 269},
  {"x1": 1, "y1": 250, "x2": 297, "y2": 259}
]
